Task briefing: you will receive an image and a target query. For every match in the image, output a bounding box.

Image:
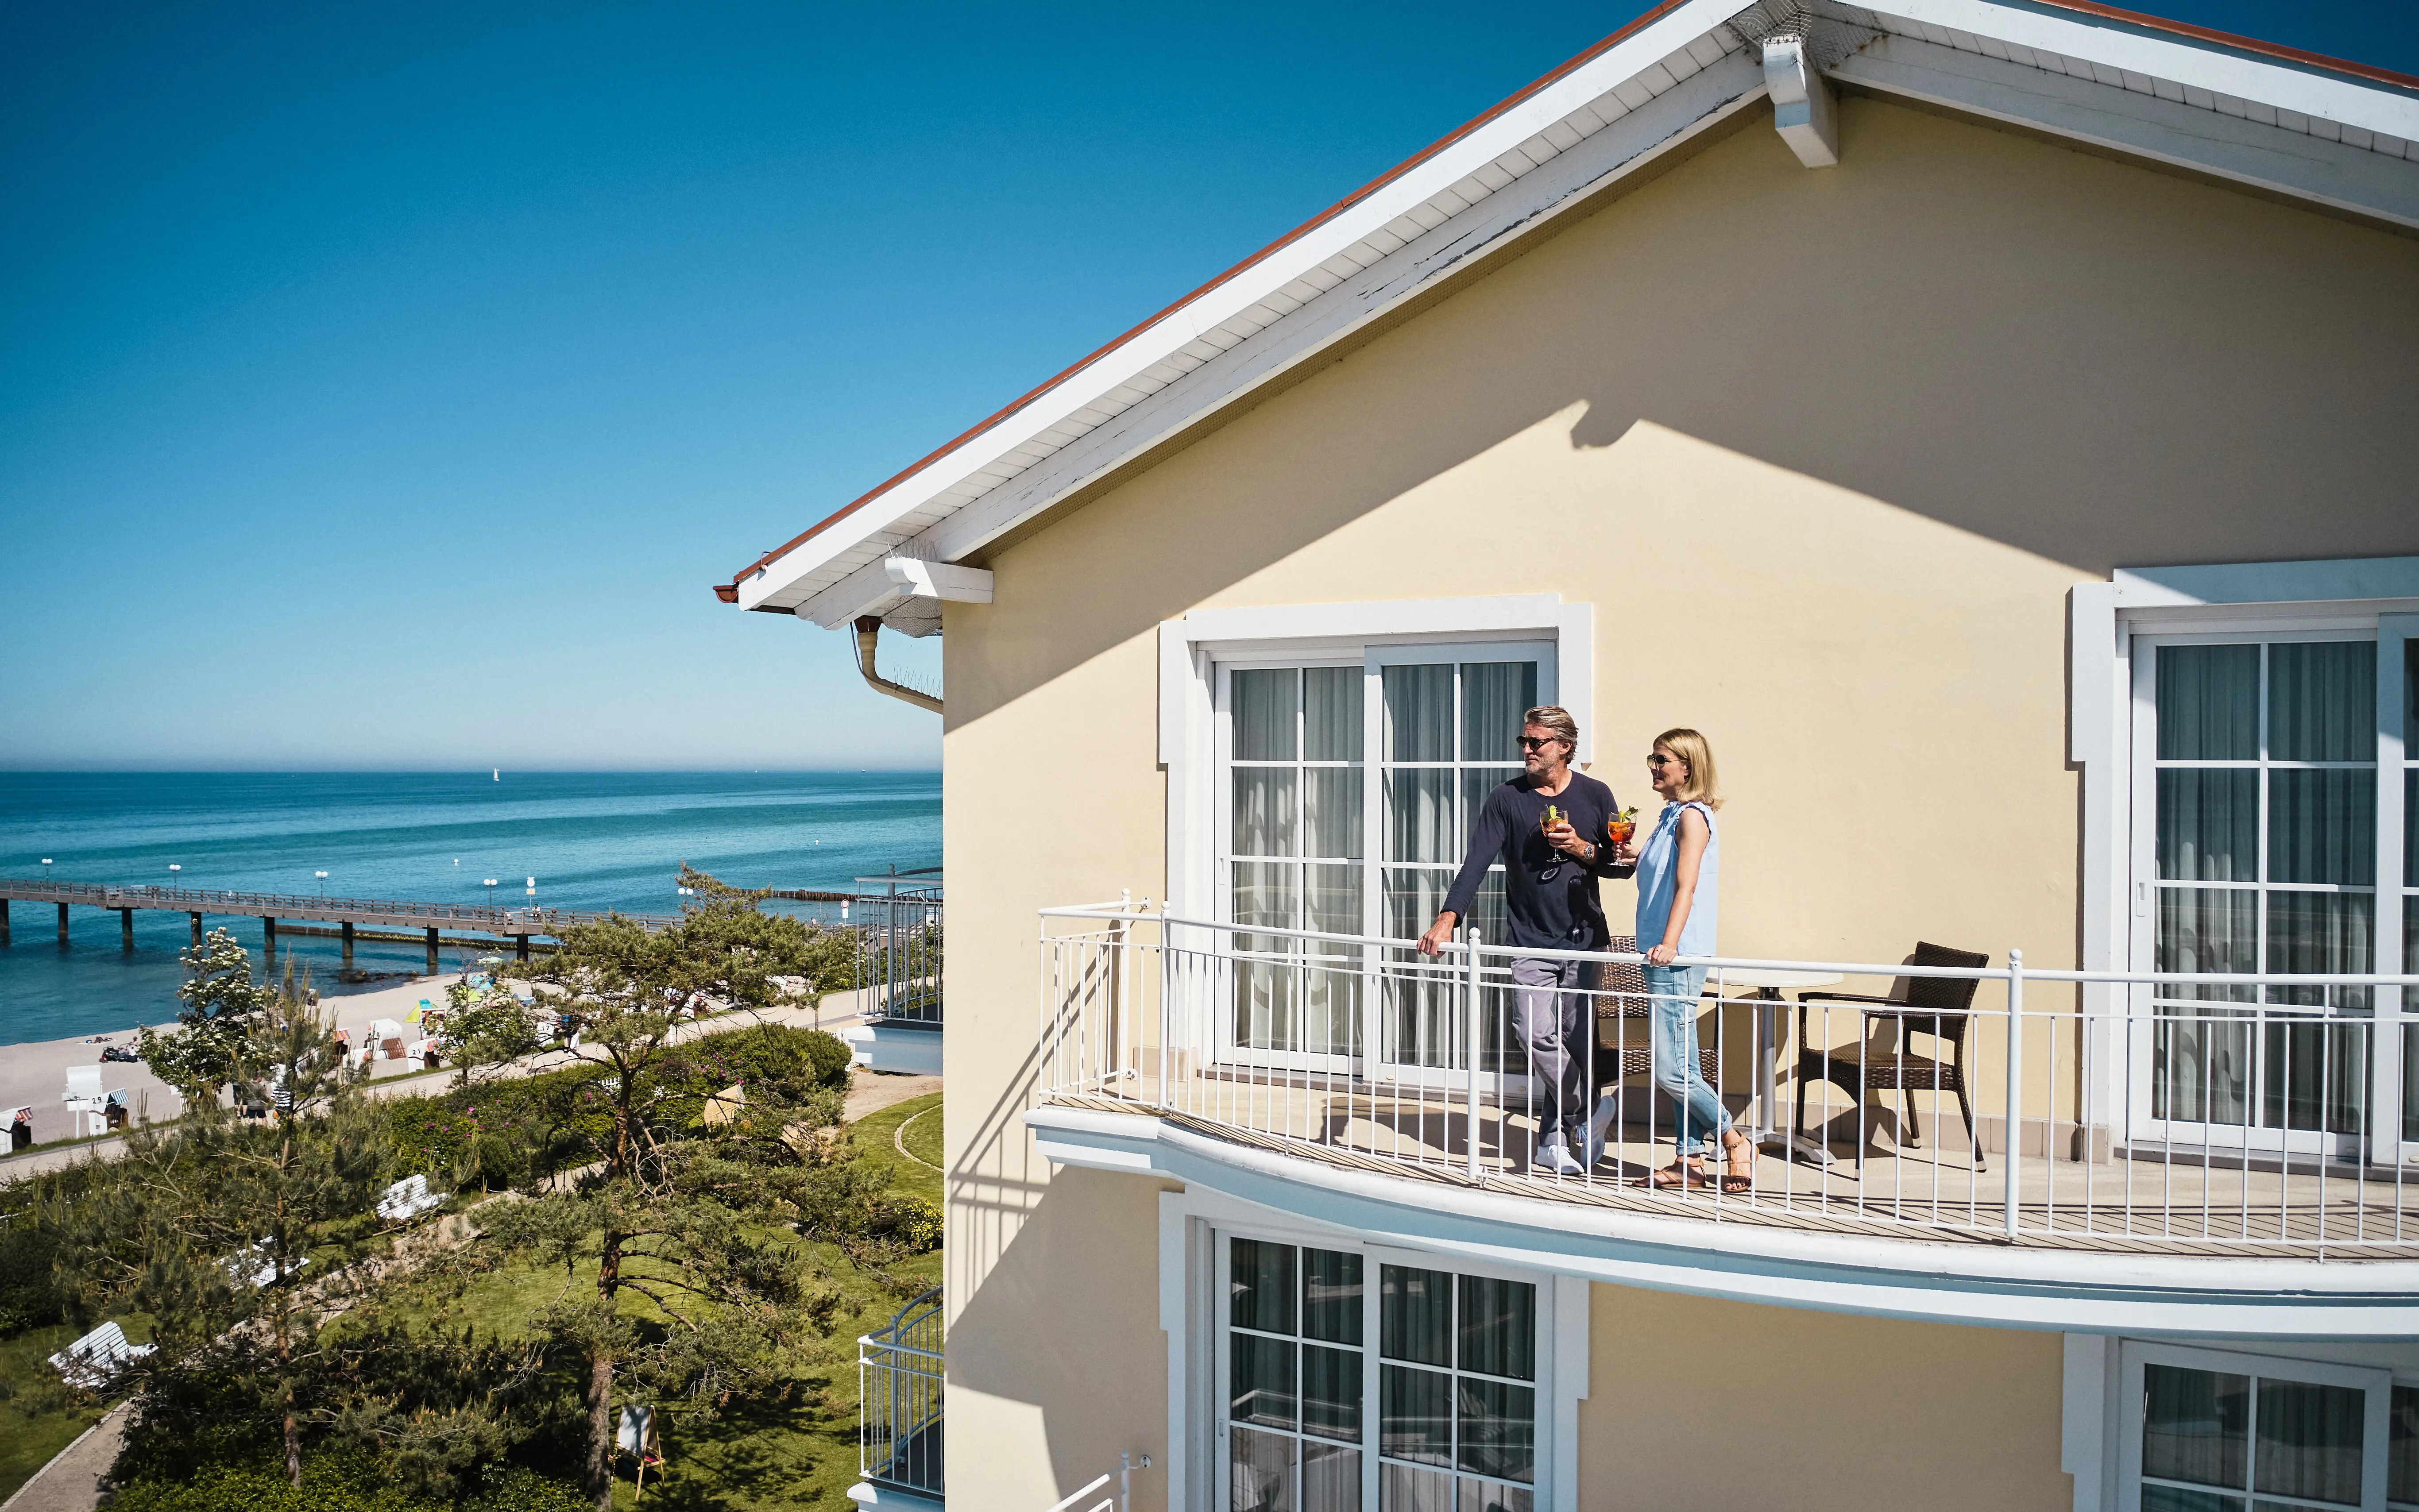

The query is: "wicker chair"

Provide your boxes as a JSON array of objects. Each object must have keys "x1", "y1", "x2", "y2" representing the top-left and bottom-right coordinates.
[
  {"x1": 1589, "y1": 936, "x2": 1720, "y2": 1088},
  {"x1": 1791, "y1": 941, "x2": 1991, "y2": 1166}
]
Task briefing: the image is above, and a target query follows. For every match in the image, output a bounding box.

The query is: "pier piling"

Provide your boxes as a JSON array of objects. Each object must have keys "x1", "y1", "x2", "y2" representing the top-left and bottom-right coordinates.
[
  {"x1": 0, "y1": 898, "x2": 9, "y2": 946},
  {"x1": 189, "y1": 912, "x2": 202, "y2": 947},
  {"x1": 425, "y1": 927, "x2": 439, "y2": 974},
  {"x1": 58, "y1": 902, "x2": 70, "y2": 946},
  {"x1": 515, "y1": 934, "x2": 529, "y2": 962},
  {"x1": 340, "y1": 920, "x2": 355, "y2": 967},
  {"x1": 264, "y1": 916, "x2": 278, "y2": 955},
  {"x1": 121, "y1": 908, "x2": 134, "y2": 951}
]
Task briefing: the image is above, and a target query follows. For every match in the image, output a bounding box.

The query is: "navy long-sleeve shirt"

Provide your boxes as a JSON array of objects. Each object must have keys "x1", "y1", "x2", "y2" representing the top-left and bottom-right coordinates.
[{"x1": 1440, "y1": 772, "x2": 1629, "y2": 951}]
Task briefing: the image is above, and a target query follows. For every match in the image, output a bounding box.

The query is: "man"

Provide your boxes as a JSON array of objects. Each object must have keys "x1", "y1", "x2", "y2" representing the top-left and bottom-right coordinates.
[{"x1": 1416, "y1": 705, "x2": 1627, "y2": 1176}]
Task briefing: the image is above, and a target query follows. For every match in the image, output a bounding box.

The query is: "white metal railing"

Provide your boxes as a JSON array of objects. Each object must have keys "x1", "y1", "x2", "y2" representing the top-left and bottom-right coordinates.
[
  {"x1": 855, "y1": 872, "x2": 943, "y2": 1027},
  {"x1": 859, "y1": 1285, "x2": 943, "y2": 1496},
  {"x1": 1036, "y1": 902, "x2": 2419, "y2": 1256}
]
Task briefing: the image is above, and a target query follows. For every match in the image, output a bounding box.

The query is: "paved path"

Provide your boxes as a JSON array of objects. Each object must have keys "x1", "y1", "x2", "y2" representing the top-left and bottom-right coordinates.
[
  {"x1": 0, "y1": 1405, "x2": 125, "y2": 1512},
  {"x1": 845, "y1": 1073, "x2": 942, "y2": 1125}
]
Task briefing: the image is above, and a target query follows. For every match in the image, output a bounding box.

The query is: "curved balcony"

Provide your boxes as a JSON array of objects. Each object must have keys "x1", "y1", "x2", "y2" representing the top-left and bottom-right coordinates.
[{"x1": 1024, "y1": 904, "x2": 2419, "y2": 1337}]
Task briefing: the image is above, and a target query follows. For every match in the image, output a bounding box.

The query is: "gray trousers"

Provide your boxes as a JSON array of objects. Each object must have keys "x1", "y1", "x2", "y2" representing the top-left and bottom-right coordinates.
[{"x1": 1509, "y1": 956, "x2": 1592, "y2": 1142}]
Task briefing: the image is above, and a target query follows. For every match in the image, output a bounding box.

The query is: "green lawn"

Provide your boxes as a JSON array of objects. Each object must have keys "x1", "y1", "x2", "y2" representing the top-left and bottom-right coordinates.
[
  {"x1": 436, "y1": 1091, "x2": 944, "y2": 1511},
  {"x1": 0, "y1": 1317, "x2": 154, "y2": 1503}
]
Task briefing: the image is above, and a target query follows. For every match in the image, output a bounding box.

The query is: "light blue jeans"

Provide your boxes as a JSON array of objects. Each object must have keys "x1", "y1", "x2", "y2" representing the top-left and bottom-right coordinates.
[{"x1": 1644, "y1": 964, "x2": 1732, "y2": 1158}]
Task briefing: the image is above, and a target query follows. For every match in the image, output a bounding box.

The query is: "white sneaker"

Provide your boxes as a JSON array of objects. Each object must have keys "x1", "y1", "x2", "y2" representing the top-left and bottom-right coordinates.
[
  {"x1": 1584, "y1": 1098, "x2": 1618, "y2": 1170},
  {"x1": 1535, "y1": 1135, "x2": 1586, "y2": 1178}
]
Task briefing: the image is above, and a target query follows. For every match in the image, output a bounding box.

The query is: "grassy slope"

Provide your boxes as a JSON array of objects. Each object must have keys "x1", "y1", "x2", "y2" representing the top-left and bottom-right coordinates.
[
  {"x1": 439, "y1": 1090, "x2": 944, "y2": 1512},
  {"x1": 0, "y1": 1325, "x2": 104, "y2": 1500},
  {"x1": 0, "y1": 1315, "x2": 158, "y2": 1504}
]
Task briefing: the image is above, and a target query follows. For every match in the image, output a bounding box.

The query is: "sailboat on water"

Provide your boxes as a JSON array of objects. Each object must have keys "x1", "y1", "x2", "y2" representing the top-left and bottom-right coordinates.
[{"x1": 492, "y1": 769, "x2": 499, "y2": 782}]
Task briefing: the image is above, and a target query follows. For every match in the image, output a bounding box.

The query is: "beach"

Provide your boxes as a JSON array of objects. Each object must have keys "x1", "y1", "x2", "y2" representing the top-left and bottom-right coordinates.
[{"x1": 0, "y1": 972, "x2": 486, "y2": 1147}]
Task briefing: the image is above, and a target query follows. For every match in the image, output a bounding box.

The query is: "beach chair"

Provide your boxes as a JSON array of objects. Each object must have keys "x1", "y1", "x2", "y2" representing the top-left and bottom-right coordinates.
[
  {"x1": 62, "y1": 1065, "x2": 108, "y2": 1138},
  {"x1": 49, "y1": 1320, "x2": 154, "y2": 1388}
]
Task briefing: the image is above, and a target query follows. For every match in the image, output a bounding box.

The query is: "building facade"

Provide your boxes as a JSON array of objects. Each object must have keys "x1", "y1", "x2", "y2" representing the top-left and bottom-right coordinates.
[{"x1": 723, "y1": 4, "x2": 2419, "y2": 1507}]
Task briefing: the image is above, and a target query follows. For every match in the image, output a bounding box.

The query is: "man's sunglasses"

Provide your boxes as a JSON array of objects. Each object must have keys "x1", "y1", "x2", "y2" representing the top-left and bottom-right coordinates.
[{"x1": 1517, "y1": 735, "x2": 1567, "y2": 750}]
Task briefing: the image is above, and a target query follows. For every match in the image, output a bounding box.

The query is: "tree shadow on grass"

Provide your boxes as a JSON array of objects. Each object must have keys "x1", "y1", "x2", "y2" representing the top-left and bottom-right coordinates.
[{"x1": 620, "y1": 1362, "x2": 856, "y2": 1512}]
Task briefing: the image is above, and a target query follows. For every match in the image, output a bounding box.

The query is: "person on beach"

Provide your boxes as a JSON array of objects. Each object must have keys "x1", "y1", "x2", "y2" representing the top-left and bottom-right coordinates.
[
  {"x1": 1610, "y1": 728, "x2": 1752, "y2": 1193},
  {"x1": 1417, "y1": 706, "x2": 1632, "y2": 1176}
]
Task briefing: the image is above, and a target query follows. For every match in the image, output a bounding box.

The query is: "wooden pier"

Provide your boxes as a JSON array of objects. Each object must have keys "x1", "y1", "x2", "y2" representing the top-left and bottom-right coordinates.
[{"x1": 0, "y1": 877, "x2": 683, "y2": 971}]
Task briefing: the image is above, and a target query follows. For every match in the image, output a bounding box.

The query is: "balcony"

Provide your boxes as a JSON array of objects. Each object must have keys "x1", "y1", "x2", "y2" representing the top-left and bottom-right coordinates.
[
  {"x1": 850, "y1": 1285, "x2": 943, "y2": 1511},
  {"x1": 1026, "y1": 905, "x2": 2419, "y2": 1335},
  {"x1": 842, "y1": 872, "x2": 943, "y2": 1077}
]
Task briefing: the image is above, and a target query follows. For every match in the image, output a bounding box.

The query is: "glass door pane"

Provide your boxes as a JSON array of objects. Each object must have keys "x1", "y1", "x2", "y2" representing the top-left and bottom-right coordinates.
[
  {"x1": 1226, "y1": 666, "x2": 1362, "y2": 1059},
  {"x1": 2149, "y1": 640, "x2": 2380, "y2": 1143},
  {"x1": 1378, "y1": 660, "x2": 1531, "y2": 1077},
  {"x1": 1222, "y1": 1239, "x2": 1364, "y2": 1512},
  {"x1": 2137, "y1": 1363, "x2": 2376, "y2": 1512}
]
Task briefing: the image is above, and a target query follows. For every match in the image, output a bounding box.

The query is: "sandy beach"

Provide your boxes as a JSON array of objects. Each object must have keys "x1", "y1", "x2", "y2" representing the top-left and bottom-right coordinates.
[
  {"x1": 0, "y1": 972, "x2": 487, "y2": 1146},
  {"x1": 1, "y1": 977, "x2": 881, "y2": 1163}
]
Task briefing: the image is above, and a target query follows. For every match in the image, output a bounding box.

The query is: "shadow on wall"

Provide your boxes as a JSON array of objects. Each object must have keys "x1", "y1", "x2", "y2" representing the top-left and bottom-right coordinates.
[{"x1": 947, "y1": 94, "x2": 2418, "y2": 727}]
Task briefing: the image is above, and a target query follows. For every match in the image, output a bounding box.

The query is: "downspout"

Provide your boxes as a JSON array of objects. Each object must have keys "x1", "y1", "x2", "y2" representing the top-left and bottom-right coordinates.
[{"x1": 854, "y1": 616, "x2": 943, "y2": 715}]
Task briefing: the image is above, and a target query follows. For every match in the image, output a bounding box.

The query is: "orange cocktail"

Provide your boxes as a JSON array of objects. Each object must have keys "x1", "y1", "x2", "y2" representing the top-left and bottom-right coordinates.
[{"x1": 1605, "y1": 807, "x2": 1638, "y2": 849}]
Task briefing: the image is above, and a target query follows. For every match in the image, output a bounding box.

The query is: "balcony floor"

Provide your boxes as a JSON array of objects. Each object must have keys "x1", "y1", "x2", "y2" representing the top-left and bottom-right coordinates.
[{"x1": 1039, "y1": 1085, "x2": 2419, "y2": 1259}]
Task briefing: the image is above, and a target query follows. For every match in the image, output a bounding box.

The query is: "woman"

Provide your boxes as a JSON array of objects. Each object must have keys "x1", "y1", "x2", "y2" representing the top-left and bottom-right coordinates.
[{"x1": 1614, "y1": 728, "x2": 1752, "y2": 1193}]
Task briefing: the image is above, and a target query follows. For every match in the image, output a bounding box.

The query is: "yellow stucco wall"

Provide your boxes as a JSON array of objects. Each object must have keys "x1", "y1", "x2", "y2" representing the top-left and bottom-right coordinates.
[
  {"x1": 1579, "y1": 1284, "x2": 2067, "y2": 1510},
  {"x1": 936, "y1": 91, "x2": 2419, "y2": 1507}
]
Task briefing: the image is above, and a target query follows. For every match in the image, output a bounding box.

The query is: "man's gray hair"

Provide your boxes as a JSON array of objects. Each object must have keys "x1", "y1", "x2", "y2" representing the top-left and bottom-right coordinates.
[{"x1": 1524, "y1": 705, "x2": 1578, "y2": 747}]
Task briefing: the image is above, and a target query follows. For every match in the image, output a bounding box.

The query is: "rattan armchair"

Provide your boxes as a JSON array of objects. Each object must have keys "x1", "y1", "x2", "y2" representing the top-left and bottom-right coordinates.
[
  {"x1": 1588, "y1": 937, "x2": 1720, "y2": 1087},
  {"x1": 1791, "y1": 941, "x2": 1991, "y2": 1166}
]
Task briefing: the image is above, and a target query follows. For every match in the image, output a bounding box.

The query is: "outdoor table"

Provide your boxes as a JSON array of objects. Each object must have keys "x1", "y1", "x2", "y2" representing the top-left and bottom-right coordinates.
[{"x1": 1708, "y1": 966, "x2": 1844, "y2": 1167}]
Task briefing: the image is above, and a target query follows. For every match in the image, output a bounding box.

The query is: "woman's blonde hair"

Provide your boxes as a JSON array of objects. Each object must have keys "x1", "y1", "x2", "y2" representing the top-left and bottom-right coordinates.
[{"x1": 1652, "y1": 727, "x2": 1722, "y2": 810}]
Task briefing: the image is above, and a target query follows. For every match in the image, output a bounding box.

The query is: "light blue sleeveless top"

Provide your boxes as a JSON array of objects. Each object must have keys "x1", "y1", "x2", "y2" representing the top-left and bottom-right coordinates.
[{"x1": 1633, "y1": 801, "x2": 1718, "y2": 957}]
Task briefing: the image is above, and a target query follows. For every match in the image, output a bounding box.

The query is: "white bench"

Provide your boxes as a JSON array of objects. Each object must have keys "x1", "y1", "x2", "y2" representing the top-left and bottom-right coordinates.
[
  {"x1": 376, "y1": 1174, "x2": 444, "y2": 1222},
  {"x1": 49, "y1": 1320, "x2": 154, "y2": 1388}
]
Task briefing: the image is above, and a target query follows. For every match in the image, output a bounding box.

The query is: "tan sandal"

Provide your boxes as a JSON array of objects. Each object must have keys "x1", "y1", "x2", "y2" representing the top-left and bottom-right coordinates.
[
  {"x1": 1644, "y1": 1160, "x2": 1712, "y2": 1190},
  {"x1": 1721, "y1": 1133, "x2": 1757, "y2": 1195}
]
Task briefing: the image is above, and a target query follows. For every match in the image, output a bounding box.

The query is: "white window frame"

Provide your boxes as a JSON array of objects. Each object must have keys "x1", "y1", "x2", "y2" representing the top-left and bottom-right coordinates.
[
  {"x1": 1157, "y1": 1185, "x2": 1589, "y2": 1512},
  {"x1": 2064, "y1": 1335, "x2": 2419, "y2": 1512},
  {"x1": 2124, "y1": 626, "x2": 2392, "y2": 1161},
  {"x1": 2070, "y1": 559, "x2": 2419, "y2": 1168},
  {"x1": 1163, "y1": 595, "x2": 1594, "y2": 929},
  {"x1": 1165, "y1": 597, "x2": 1592, "y2": 1089}
]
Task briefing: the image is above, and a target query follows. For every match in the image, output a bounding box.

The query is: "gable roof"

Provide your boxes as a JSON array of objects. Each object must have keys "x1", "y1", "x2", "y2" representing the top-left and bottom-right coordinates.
[{"x1": 719, "y1": 0, "x2": 2419, "y2": 629}]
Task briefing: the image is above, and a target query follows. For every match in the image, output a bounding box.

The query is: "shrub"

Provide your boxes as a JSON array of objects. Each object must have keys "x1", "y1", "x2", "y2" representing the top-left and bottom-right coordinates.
[
  {"x1": 870, "y1": 1193, "x2": 943, "y2": 1253},
  {"x1": 660, "y1": 1024, "x2": 850, "y2": 1103},
  {"x1": 105, "y1": 1450, "x2": 586, "y2": 1512}
]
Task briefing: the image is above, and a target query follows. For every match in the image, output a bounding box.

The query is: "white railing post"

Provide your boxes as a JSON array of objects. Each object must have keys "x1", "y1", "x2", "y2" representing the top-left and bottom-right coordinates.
[
  {"x1": 1466, "y1": 929, "x2": 1484, "y2": 1181},
  {"x1": 2005, "y1": 948, "x2": 2024, "y2": 1240}
]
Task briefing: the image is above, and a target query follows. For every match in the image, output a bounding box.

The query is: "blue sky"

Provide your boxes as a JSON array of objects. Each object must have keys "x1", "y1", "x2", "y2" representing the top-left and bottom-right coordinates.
[{"x1": 3, "y1": 2, "x2": 2411, "y2": 771}]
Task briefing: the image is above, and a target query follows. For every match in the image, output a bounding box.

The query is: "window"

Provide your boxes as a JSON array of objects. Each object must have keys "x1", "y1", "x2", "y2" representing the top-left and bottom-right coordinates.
[
  {"x1": 1220, "y1": 1236, "x2": 1544, "y2": 1512},
  {"x1": 1215, "y1": 644, "x2": 1553, "y2": 1076},
  {"x1": 2400, "y1": 634, "x2": 2418, "y2": 1145},
  {"x1": 2119, "y1": 1342, "x2": 2415, "y2": 1512},
  {"x1": 2130, "y1": 629, "x2": 2413, "y2": 1154}
]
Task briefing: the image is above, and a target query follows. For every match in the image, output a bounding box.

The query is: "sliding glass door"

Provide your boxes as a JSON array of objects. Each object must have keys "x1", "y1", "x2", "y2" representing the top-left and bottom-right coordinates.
[
  {"x1": 2131, "y1": 629, "x2": 2412, "y2": 1160},
  {"x1": 1214, "y1": 642, "x2": 1553, "y2": 1083}
]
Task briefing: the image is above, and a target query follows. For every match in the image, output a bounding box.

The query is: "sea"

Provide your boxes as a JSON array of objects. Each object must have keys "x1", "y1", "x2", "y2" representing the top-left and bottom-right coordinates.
[{"x1": 0, "y1": 771, "x2": 939, "y2": 1046}]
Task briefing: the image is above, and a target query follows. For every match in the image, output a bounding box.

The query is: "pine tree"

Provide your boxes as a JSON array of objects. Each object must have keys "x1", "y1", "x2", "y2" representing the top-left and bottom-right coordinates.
[
  {"x1": 448, "y1": 871, "x2": 861, "y2": 1512},
  {"x1": 58, "y1": 964, "x2": 386, "y2": 1488},
  {"x1": 137, "y1": 926, "x2": 277, "y2": 1107}
]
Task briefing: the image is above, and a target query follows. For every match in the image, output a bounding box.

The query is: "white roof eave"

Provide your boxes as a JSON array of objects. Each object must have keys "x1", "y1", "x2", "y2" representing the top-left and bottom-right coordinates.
[{"x1": 732, "y1": 0, "x2": 2419, "y2": 625}]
